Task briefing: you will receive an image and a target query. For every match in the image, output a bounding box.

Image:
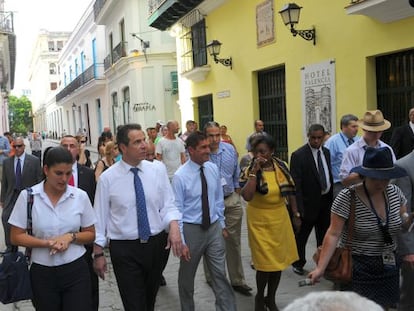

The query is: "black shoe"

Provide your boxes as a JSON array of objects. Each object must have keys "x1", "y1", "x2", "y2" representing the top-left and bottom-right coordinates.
[
  {"x1": 160, "y1": 275, "x2": 166, "y2": 286},
  {"x1": 292, "y1": 266, "x2": 304, "y2": 275},
  {"x1": 232, "y1": 285, "x2": 253, "y2": 296}
]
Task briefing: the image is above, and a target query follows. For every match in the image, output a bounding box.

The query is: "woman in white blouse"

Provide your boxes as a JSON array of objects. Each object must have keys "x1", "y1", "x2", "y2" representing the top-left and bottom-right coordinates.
[{"x1": 9, "y1": 147, "x2": 96, "y2": 311}]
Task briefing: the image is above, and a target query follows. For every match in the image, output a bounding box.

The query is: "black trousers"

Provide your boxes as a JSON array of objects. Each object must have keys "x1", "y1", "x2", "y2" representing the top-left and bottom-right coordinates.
[
  {"x1": 109, "y1": 232, "x2": 167, "y2": 311},
  {"x1": 30, "y1": 256, "x2": 91, "y2": 311},
  {"x1": 84, "y1": 244, "x2": 99, "y2": 311},
  {"x1": 293, "y1": 194, "x2": 331, "y2": 268}
]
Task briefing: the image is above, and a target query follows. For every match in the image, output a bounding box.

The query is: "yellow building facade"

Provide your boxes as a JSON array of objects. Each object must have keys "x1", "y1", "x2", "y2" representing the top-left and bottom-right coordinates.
[{"x1": 149, "y1": 0, "x2": 414, "y2": 159}]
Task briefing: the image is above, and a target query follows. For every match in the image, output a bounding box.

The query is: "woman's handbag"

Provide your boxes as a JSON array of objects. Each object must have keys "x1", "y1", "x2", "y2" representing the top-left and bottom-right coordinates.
[
  {"x1": 0, "y1": 188, "x2": 34, "y2": 304},
  {"x1": 313, "y1": 189, "x2": 355, "y2": 284}
]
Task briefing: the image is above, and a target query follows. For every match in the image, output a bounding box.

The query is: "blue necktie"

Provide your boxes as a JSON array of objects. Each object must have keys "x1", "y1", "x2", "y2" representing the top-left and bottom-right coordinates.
[
  {"x1": 130, "y1": 168, "x2": 151, "y2": 242},
  {"x1": 15, "y1": 158, "x2": 22, "y2": 190}
]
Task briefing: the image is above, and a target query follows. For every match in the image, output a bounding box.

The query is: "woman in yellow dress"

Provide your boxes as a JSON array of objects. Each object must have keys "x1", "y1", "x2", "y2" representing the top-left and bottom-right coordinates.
[{"x1": 241, "y1": 135, "x2": 301, "y2": 311}]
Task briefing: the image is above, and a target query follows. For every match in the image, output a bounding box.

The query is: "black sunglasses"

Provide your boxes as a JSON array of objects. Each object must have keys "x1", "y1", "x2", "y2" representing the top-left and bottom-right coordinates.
[{"x1": 14, "y1": 144, "x2": 24, "y2": 148}]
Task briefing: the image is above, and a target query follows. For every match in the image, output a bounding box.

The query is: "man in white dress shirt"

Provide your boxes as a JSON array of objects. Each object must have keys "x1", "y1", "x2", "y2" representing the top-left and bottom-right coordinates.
[
  {"x1": 340, "y1": 110, "x2": 395, "y2": 186},
  {"x1": 93, "y1": 123, "x2": 182, "y2": 311}
]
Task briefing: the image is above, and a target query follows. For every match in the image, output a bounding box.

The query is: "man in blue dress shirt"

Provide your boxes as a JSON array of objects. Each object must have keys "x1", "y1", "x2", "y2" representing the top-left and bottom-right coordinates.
[
  {"x1": 173, "y1": 131, "x2": 236, "y2": 311},
  {"x1": 203, "y1": 121, "x2": 252, "y2": 296},
  {"x1": 324, "y1": 114, "x2": 359, "y2": 197}
]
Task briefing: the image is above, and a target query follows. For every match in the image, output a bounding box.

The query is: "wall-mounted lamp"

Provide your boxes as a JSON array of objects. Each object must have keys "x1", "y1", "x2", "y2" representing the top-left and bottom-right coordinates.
[
  {"x1": 206, "y1": 40, "x2": 232, "y2": 69},
  {"x1": 279, "y1": 3, "x2": 316, "y2": 45}
]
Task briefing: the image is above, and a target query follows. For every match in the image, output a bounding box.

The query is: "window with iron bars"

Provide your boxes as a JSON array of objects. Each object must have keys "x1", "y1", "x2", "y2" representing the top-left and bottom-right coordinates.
[{"x1": 180, "y1": 19, "x2": 207, "y2": 73}]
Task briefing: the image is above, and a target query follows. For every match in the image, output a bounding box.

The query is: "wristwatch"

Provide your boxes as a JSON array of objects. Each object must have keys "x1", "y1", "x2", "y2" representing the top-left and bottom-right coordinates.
[
  {"x1": 70, "y1": 232, "x2": 77, "y2": 243},
  {"x1": 293, "y1": 212, "x2": 301, "y2": 218}
]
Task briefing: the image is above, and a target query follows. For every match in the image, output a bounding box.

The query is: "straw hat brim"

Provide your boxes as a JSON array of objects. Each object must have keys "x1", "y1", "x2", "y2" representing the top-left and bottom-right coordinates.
[{"x1": 358, "y1": 119, "x2": 391, "y2": 132}]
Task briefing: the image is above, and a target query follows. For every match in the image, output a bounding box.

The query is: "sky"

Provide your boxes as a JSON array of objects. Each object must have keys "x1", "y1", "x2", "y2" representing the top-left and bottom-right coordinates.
[{"x1": 5, "y1": 0, "x2": 93, "y2": 96}]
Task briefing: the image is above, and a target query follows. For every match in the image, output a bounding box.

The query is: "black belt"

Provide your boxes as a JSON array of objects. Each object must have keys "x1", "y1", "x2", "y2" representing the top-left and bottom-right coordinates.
[{"x1": 224, "y1": 193, "x2": 233, "y2": 199}]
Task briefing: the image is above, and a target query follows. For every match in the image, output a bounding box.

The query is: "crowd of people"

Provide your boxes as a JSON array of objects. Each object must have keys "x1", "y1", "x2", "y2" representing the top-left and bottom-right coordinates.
[{"x1": 1, "y1": 108, "x2": 414, "y2": 310}]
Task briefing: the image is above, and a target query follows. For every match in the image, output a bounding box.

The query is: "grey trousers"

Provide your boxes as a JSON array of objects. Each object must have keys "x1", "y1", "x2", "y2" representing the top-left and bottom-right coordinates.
[
  {"x1": 179, "y1": 221, "x2": 236, "y2": 311},
  {"x1": 204, "y1": 192, "x2": 247, "y2": 286}
]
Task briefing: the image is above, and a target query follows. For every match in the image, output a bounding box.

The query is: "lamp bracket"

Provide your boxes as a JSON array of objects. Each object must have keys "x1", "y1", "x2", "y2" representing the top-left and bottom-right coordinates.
[
  {"x1": 214, "y1": 55, "x2": 232, "y2": 69},
  {"x1": 291, "y1": 27, "x2": 316, "y2": 45}
]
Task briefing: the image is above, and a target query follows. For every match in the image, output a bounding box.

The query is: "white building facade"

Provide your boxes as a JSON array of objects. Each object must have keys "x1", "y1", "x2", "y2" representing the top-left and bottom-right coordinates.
[
  {"x1": 94, "y1": 0, "x2": 180, "y2": 134},
  {"x1": 55, "y1": 2, "x2": 107, "y2": 145},
  {"x1": 35, "y1": 0, "x2": 180, "y2": 147},
  {"x1": 29, "y1": 30, "x2": 71, "y2": 135}
]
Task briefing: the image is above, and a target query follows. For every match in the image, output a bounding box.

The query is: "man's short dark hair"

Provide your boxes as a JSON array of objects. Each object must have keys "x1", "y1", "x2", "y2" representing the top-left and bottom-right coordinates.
[
  {"x1": 307, "y1": 124, "x2": 325, "y2": 135},
  {"x1": 340, "y1": 114, "x2": 358, "y2": 129},
  {"x1": 116, "y1": 124, "x2": 142, "y2": 150},
  {"x1": 186, "y1": 131, "x2": 207, "y2": 149},
  {"x1": 101, "y1": 130, "x2": 113, "y2": 140},
  {"x1": 186, "y1": 120, "x2": 196, "y2": 126},
  {"x1": 3, "y1": 132, "x2": 10, "y2": 136}
]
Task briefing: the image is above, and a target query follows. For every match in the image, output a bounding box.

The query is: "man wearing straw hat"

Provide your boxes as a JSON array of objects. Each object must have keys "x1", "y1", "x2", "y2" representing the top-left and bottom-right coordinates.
[{"x1": 340, "y1": 110, "x2": 396, "y2": 187}]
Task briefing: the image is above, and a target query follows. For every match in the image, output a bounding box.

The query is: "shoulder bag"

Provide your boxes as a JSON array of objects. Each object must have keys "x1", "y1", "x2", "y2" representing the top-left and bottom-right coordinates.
[
  {"x1": 313, "y1": 189, "x2": 355, "y2": 284},
  {"x1": 0, "y1": 188, "x2": 34, "y2": 304}
]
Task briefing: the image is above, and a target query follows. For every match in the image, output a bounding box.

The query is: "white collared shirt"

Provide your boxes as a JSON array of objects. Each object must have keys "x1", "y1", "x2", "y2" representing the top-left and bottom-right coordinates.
[
  {"x1": 14, "y1": 152, "x2": 26, "y2": 172},
  {"x1": 8, "y1": 181, "x2": 96, "y2": 266},
  {"x1": 94, "y1": 159, "x2": 181, "y2": 247},
  {"x1": 339, "y1": 138, "x2": 396, "y2": 180},
  {"x1": 409, "y1": 121, "x2": 414, "y2": 134},
  {"x1": 71, "y1": 162, "x2": 78, "y2": 187}
]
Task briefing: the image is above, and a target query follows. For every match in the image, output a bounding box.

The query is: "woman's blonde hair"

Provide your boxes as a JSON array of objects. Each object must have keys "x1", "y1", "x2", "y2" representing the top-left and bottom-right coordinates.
[{"x1": 104, "y1": 141, "x2": 115, "y2": 156}]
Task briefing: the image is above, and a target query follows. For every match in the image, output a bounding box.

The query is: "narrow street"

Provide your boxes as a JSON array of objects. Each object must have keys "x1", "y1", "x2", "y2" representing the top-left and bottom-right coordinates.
[{"x1": 0, "y1": 138, "x2": 331, "y2": 311}]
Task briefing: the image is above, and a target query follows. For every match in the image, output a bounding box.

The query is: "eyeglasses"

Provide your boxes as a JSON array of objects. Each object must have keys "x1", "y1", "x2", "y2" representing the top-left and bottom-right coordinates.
[
  {"x1": 14, "y1": 144, "x2": 24, "y2": 148},
  {"x1": 80, "y1": 141, "x2": 86, "y2": 143}
]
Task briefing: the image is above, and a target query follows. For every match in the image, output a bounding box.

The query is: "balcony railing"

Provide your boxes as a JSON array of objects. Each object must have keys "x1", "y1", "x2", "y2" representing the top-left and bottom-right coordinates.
[
  {"x1": 148, "y1": 0, "x2": 168, "y2": 16},
  {"x1": 93, "y1": 0, "x2": 107, "y2": 20},
  {"x1": 103, "y1": 41, "x2": 128, "y2": 71},
  {"x1": 148, "y1": 0, "x2": 204, "y2": 31},
  {"x1": 56, "y1": 63, "x2": 104, "y2": 102}
]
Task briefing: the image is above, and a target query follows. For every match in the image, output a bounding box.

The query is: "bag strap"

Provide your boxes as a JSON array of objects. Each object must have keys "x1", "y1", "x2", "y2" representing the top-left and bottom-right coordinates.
[
  {"x1": 344, "y1": 188, "x2": 356, "y2": 249},
  {"x1": 25, "y1": 188, "x2": 34, "y2": 260}
]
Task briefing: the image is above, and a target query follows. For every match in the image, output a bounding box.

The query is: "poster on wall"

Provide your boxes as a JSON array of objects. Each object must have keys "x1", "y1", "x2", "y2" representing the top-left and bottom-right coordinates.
[
  {"x1": 256, "y1": 0, "x2": 275, "y2": 47},
  {"x1": 301, "y1": 59, "x2": 336, "y2": 142}
]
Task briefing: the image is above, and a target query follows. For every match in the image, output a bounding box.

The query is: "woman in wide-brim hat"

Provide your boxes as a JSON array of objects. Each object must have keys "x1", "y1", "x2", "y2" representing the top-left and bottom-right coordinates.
[{"x1": 309, "y1": 147, "x2": 409, "y2": 309}]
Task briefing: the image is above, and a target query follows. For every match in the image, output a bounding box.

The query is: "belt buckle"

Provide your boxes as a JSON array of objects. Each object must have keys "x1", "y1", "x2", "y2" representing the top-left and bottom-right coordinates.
[{"x1": 140, "y1": 239, "x2": 148, "y2": 243}]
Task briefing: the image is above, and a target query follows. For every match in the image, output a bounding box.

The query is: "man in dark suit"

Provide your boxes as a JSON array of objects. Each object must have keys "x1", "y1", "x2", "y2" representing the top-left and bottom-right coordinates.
[
  {"x1": 390, "y1": 107, "x2": 414, "y2": 159},
  {"x1": 1, "y1": 137, "x2": 42, "y2": 252},
  {"x1": 61, "y1": 135, "x2": 97, "y2": 310},
  {"x1": 290, "y1": 124, "x2": 333, "y2": 275}
]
